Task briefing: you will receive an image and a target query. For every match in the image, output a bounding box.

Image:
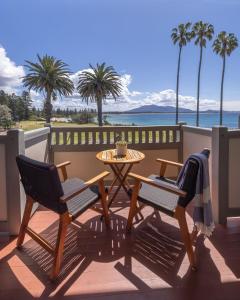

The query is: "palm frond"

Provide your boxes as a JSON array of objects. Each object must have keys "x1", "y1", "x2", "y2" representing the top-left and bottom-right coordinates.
[
  {"x1": 77, "y1": 63, "x2": 122, "y2": 105},
  {"x1": 23, "y1": 54, "x2": 74, "y2": 98},
  {"x1": 193, "y1": 21, "x2": 214, "y2": 47},
  {"x1": 213, "y1": 31, "x2": 238, "y2": 57},
  {"x1": 171, "y1": 22, "x2": 193, "y2": 47}
]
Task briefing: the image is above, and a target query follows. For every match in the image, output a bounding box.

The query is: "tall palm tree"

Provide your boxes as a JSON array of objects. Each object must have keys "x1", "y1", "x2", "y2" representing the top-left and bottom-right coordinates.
[
  {"x1": 23, "y1": 54, "x2": 74, "y2": 123},
  {"x1": 77, "y1": 63, "x2": 122, "y2": 126},
  {"x1": 171, "y1": 22, "x2": 193, "y2": 124},
  {"x1": 193, "y1": 21, "x2": 214, "y2": 126},
  {"x1": 213, "y1": 32, "x2": 238, "y2": 125}
]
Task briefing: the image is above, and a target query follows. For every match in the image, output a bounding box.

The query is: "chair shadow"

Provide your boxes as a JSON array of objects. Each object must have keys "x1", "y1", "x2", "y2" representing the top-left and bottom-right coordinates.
[
  {"x1": 1, "y1": 206, "x2": 233, "y2": 299},
  {"x1": 186, "y1": 203, "x2": 240, "y2": 279},
  {"x1": 1, "y1": 212, "x2": 130, "y2": 298},
  {"x1": 114, "y1": 211, "x2": 191, "y2": 288},
  {"x1": 208, "y1": 218, "x2": 240, "y2": 279}
]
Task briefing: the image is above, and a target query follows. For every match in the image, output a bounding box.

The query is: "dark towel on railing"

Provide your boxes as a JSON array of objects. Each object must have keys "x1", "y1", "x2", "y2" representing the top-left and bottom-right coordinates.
[{"x1": 177, "y1": 152, "x2": 215, "y2": 237}]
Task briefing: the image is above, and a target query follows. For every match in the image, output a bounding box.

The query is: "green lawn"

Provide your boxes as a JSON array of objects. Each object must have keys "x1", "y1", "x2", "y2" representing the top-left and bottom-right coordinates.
[
  {"x1": 18, "y1": 120, "x2": 96, "y2": 131},
  {"x1": 18, "y1": 121, "x2": 174, "y2": 145}
]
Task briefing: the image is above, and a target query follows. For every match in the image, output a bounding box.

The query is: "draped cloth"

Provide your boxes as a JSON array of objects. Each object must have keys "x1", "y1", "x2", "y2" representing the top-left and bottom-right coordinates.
[{"x1": 177, "y1": 152, "x2": 215, "y2": 237}]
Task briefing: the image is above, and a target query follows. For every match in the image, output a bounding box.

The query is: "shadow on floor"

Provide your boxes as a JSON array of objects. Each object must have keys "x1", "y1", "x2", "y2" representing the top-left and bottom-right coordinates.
[{"x1": 1, "y1": 207, "x2": 240, "y2": 300}]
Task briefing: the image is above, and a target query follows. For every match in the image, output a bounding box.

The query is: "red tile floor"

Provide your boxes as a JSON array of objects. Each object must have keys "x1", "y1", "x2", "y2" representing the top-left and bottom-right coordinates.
[{"x1": 0, "y1": 190, "x2": 240, "y2": 300}]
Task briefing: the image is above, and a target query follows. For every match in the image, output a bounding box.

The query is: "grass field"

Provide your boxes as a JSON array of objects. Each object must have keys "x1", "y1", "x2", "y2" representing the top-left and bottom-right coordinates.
[
  {"x1": 17, "y1": 121, "x2": 174, "y2": 145},
  {"x1": 18, "y1": 120, "x2": 96, "y2": 131}
]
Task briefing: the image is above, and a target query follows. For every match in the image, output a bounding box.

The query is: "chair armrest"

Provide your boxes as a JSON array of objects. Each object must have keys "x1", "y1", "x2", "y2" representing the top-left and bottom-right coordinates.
[
  {"x1": 156, "y1": 158, "x2": 183, "y2": 177},
  {"x1": 128, "y1": 172, "x2": 186, "y2": 197},
  {"x1": 56, "y1": 161, "x2": 71, "y2": 181},
  {"x1": 156, "y1": 158, "x2": 183, "y2": 168},
  {"x1": 56, "y1": 161, "x2": 71, "y2": 169},
  {"x1": 60, "y1": 171, "x2": 110, "y2": 203}
]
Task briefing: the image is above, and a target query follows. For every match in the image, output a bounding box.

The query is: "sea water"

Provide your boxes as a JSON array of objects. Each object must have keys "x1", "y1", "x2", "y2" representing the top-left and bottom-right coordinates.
[{"x1": 104, "y1": 112, "x2": 239, "y2": 128}]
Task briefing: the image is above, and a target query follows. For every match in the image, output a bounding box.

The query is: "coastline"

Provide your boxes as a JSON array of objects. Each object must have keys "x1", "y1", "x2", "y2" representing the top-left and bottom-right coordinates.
[{"x1": 103, "y1": 111, "x2": 239, "y2": 115}]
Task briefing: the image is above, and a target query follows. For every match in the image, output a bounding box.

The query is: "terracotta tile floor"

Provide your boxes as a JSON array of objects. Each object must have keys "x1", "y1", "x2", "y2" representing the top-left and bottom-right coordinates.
[{"x1": 1, "y1": 190, "x2": 240, "y2": 300}]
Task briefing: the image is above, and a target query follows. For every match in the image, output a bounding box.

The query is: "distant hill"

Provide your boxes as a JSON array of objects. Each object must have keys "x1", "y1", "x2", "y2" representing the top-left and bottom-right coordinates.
[{"x1": 126, "y1": 105, "x2": 193, "y2": 113}]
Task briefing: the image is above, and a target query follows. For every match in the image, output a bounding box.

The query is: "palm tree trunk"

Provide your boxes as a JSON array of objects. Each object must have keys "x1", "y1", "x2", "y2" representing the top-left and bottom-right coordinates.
[
  {"x1": 220, "y1": 54, "x2": 226, "y2": 126},
  {"x1": 45, "y1": 89, "x2": 52, "y2": 124},
  {"x1": 97, "y1": 98, "x2": 103, "y2": 126},
  {"x1": 196, "y1": 45, "x2": 203, "y2": 127},
  {"x1": 176, "y1": 46, "x2": 182, "y2": 124}
]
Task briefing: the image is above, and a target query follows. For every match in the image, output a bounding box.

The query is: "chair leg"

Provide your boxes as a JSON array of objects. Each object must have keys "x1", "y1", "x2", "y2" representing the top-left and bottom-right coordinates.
[
  {"x1": 176, "y1": 206, "x2": 196, "y2": 269},
  {"x1": 126, "y1": 179, "x2": 141, "y2": 231},
  {"x1": 17, "y1": 196, "x2": 34, "y2": 249},
  {"x1": 51, "y1": 212, "x2": 70, "y2": 280},
  {"x1": 98, "y1": 179, "x2": 110, "y2": 227}
]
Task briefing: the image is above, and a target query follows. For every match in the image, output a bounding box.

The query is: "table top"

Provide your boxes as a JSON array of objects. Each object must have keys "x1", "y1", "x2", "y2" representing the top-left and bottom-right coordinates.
[{"x1": 96, "y1": 149, "x2": 145, "y2": 164}]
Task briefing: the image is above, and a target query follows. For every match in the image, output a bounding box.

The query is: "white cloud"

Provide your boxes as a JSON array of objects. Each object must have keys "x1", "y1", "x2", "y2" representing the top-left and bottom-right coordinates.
[
  {"x1": 0, "y1": 46, "x2": 25, "y2": 92},
  {"x1": 0, "y1": 52, "x2": 238, "y2": 112},
  {"x1": 69, "y1": 68, "x2": 92, "y2": 89},
  {"x1": 46, "y1": 68, "x2": 240, "y2": 111}
]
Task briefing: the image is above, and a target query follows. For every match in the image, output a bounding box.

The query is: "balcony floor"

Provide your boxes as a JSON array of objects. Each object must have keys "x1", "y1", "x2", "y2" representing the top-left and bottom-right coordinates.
[{"x1": 1, "y1": 190, "x2": 240, "y2": 300}]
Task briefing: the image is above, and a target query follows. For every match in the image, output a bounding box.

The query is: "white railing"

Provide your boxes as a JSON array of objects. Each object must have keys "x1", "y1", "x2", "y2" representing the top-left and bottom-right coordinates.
[{"x1": 51, "y1": 125, "x2": 182, "y2": 151}]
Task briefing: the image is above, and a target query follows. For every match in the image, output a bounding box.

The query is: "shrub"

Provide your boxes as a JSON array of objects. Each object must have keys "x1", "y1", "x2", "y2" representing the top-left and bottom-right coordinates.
[
  {"x1": 71, "y1": 111, "x2": 96, "y2": 124},
  {"x1": 0, "y1": 105, "x2": 12, "y2": 129}
]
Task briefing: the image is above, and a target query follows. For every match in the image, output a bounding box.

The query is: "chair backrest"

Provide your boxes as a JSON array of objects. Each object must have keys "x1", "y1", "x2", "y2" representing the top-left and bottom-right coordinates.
[
  {"x1": 16, "y1": 155, "x2": 67, "y2": 214},
  {"x1": 177, "y1": 149, "x2": 210, "y2": 208}
]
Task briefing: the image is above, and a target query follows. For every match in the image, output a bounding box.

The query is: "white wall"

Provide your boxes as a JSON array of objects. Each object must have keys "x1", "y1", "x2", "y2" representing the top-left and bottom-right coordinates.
[
  {"x1": 0, "y1": 144, "x2": 7, "y2": 221},
  {"x1": 228, "y1": 137, "x2": 240, "y2": 208},
  {"x1": 54, "y1": 149, "x2": 179, "y2": 182},
  {"x1": 183, "y1": 131, "x2": 212, "y2": 161},
  {"x1": 25, "y1": 139, "x2": 48, "y2": 161},
  {"x1": 183, "y1": 129, "x2": 212, "y2": 174},
  {"x1": 183, "y1": 128, "x2": 213, "y2": 200}
]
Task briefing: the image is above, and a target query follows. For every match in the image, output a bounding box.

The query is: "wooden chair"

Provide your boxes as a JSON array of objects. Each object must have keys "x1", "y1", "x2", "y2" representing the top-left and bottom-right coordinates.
[
  {"x1": 16, "y1": 155, "x2": 110, "y2": 279},
  {"x1": 126, "y1": 149, "x2": 210, "y2": 270}
]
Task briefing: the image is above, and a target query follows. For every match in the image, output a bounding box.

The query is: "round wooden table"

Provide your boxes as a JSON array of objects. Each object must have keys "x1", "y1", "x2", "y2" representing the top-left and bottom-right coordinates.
[{"x1": 96, "y1": 149, "x2": 145, "y2": 209}]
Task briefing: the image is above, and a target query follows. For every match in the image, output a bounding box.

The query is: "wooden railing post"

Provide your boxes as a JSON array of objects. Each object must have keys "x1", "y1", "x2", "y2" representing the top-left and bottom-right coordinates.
[
  {"x1": 178, "y1": 122, "x2": 187, "y2": 163},
  {"x1": 44, "y1": 123, "x2": 53, "y2": 163}
]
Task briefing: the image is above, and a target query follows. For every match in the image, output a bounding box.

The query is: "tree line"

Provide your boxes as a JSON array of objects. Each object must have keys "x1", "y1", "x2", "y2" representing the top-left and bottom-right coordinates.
[
  {"x1": 0, "y1": 89, "x2": 99, "y2": 128},
  {"x1": 0, "y1": 90, "x2": 32, "y2": 121},
  {"x1": 0, "y1": 90, "x2": 33, "y2": 128},
  {"x1": 172, "y1": 21, "x2": 238, "y2": 126}
]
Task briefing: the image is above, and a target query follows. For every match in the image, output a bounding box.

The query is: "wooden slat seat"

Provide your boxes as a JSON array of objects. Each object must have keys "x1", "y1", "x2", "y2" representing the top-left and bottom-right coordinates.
[
  {"x1": 137, "y1": 175, "x2": 179, "y2": 217},
  {"x1": 63, "y1": 178, "x2": 99, "y2": 217}
]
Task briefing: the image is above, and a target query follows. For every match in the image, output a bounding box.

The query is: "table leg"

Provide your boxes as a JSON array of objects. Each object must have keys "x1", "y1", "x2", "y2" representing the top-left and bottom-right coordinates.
[
  {"x1": 113, "y1": 164, "x2": 133, "y2": 195},
  {"x1": 114, "y1": 164, "x2": 132, "y2": 190},
  {"x1": 107, "y1": 164, "x2": 133, "y2": 210},
  {"x1": 108, "y1": 164, "x2": 125, "y2": 194}
]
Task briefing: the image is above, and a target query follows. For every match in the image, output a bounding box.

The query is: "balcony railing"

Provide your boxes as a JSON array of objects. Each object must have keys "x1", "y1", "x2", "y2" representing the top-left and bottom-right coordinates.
[
  {"x1": 50, "y1": 125, "x2": 181, "y2": 151},
  {"x1": 1, "y1": 124, "x2": 240, "y2": 235}
]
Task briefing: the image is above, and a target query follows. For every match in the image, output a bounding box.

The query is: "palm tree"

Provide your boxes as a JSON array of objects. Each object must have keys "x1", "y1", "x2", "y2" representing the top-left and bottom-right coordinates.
[
  {"x1": 171, "y1": 22, "x2": 193, "y2": 124},
  {"x1": 77, "y1": 63, "x2": 122, "y2": 126},
  {"x1": 23, "y1": 54, "x2": 74, "y2": 123},
  {"x1": 193, "y1": 21, "x2": 214, "y2": 126},
  {"x1": 213, "y1": 32, "x2": 238, "y2": 125}
]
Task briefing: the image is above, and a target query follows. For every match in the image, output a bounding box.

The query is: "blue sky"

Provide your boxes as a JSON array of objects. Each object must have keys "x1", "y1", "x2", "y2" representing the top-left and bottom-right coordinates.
[{"x1": 0, "y1": 0, "x2": 240, "y2": 111}]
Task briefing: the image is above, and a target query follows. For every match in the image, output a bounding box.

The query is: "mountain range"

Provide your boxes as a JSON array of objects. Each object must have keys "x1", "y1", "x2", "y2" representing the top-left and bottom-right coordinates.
[
  {"x1": 125, "y1": 105, "x2": 193, "y2": 113},
  {"x1": 124, "y1": 105, "x2": 237, "y2": 113}
]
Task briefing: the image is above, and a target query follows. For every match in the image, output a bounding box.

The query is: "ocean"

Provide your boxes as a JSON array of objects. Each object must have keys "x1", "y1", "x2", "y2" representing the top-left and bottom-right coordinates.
[{"x1": 104, "y1": 112, "x2": 240, "y2": 128}]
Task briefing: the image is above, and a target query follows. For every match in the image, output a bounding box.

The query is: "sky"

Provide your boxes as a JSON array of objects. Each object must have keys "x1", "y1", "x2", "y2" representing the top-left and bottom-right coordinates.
[{"x1": 0, "y1": 0, "x2": 240, "y2": 111}]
